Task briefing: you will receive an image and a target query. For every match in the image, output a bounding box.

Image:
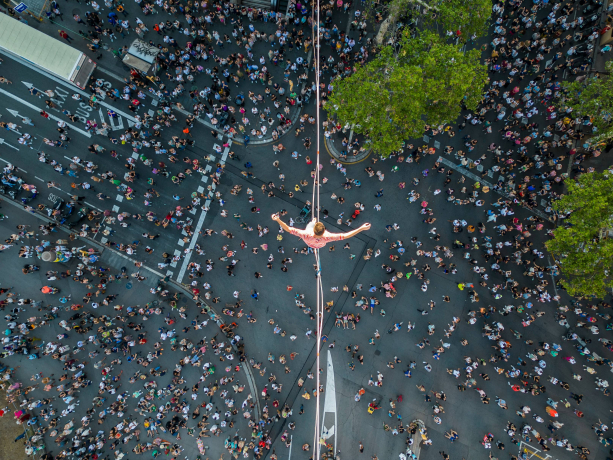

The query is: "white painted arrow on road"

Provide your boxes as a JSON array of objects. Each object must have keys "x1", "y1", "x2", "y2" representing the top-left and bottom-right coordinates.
[
  {"x1": 1, "y1": 110, "x2": 22, "y2": 134},
  {"x1": 22, "y1": 81, "x2": 48, "y2": 96},
  {"x1": 0, "y1": 89, "x2": 91, "y2": 138},
  {"x1": 22, "y1": 82, "x2": 61, "y2": 113},
  {"x1": 0, "y1": 138, "x2": 19, "y2": 151}
]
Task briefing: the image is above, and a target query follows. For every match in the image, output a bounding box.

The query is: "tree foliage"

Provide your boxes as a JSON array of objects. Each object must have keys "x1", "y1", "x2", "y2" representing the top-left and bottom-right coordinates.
[
  {"x1": 557, "y1": 61, "x2": 613, "y2": 148},
  {"x1": 370, "y1": 0, "x2": 492, "y2": 44},
  {"x1": 546, "y1": 171, "x2": 613, "y2": 298},
  {"x1": 325, "y1": 31, "x2": 488, "y2": 156},
  {"x1": 425, "y1": 0, "x2": 492, "y2": 40}
]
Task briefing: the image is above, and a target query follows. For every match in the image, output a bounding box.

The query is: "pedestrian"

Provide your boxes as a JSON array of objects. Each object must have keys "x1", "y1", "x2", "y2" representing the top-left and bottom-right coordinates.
[{"x1": 58, "y1": 30, "x2": 74, "y2": 43}]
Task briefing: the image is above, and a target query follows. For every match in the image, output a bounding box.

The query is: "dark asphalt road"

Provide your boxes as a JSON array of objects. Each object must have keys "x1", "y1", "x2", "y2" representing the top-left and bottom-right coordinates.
[
  {"x1": 0, "y1": 1, "x2": 611, "y2": 460},
  {"x1": 0, "y1": 208, "x2": 262, "y2": 460}
]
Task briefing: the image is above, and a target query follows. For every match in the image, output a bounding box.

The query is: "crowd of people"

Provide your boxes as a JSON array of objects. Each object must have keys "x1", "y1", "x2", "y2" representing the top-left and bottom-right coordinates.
[
  {"x1": 0, "y1": 229, "x2": 277, "y2": 459},
  {"x1": 0, "y1": 0, "x2": 613, "y2": 458}
]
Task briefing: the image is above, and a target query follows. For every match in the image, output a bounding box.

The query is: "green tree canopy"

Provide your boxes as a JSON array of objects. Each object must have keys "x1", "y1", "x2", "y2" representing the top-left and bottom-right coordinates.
[
  {"x1": 325, "y1": 31, "x2": 488, "y2": 156},
  {"x1": 425, "y1": 0, "x2": 492, "y2": 40},
  {"x1": 546, "y1": 171, "x2": 613, "y2": 298},
  {"x1": 557, "y1": 61, "x2": 613, "y2": 148},
  {"x1": 371, "y1": 0, "x2": 492, "y2": 44}
]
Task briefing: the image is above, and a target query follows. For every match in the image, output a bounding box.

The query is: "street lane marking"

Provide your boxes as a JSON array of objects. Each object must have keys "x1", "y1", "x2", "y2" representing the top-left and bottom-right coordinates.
[
  {"x1": 518, "y1": 441, "x2": 555, "y2": 460},
  {"x1": 176, "y1": 205, "x2": 209, "y2": 283},
  {"x1": 0, "y1": 138, "x2": 19, "y2": 151},
  {"x1": 0, "y1": 50, "x2": 139, "y2": 126},
  {"x1": 0, "y1": 156, "x2": 26, "y2": 172},
  {"x1": 320, "y1": 350, "x2": 338, "y2": 455},
  {"x1": 0, "y1": 88, "x2": 91, "y2": 138},
  {"x1": 437, "y1": 156, "x2": 552, "y2": 222},
  {"x1": 84, "y1": 201, "x2": 104, "y2": 212}
]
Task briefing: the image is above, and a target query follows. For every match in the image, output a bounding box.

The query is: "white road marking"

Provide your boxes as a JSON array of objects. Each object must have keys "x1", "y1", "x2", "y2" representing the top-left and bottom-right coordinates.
[
  {"x1": 6, "y1": 108, "x2": 23, "y2": 118},
  {"x1": 323, "y1": 350, "x2": 336, "y2": 413},
  {"x1": 21, "y1": 81, "x2": 46, "y2": 96},
  {"x1": 320, "y1": 350, "x2": 338, "y2": 455},
  {"x1": 84, "y1": 201, "x2": 104, "y2": 212},
  {"x1": 0, "y1": 88, "x2": 91, "y2": 138},
  {"x1": 176, "y1": 140, "x2": 228, "y2": 283},
  {"x1": 0, "y1": 156, "x2": 26, "y2": 172},
  {"x1": 0, "y1": 50, "x2": 139, "y2": 126},
  {"x1": 0, "y1": 138, "x2": 19, "y2": 151},
  {"x1": 221, "y1": 139, "x2": 232, "y2": 162},
  {"x1": 176, "y1": 206, "x2": 209, "y2": 283},
  {"x1": 112, "y1": 205, "x2": 120, "y2": 212}
]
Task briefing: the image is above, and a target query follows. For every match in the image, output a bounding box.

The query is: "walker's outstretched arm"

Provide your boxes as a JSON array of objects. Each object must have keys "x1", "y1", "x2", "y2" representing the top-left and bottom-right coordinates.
[
  {"x1": 338, "y1": 223, "x2": 371, "y2": 239},
  {"x1": 271, "y1": 213, "x2": 292, "y2": 233}
]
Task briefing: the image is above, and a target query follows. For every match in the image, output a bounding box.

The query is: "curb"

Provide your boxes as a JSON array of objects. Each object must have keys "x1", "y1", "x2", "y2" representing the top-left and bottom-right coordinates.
[
  {"x1": 0, "y1": 195, "x2": 262, "y2": 419},
  {"x1": 324, "y1": 136, "x2": 372, "y2": 164}
]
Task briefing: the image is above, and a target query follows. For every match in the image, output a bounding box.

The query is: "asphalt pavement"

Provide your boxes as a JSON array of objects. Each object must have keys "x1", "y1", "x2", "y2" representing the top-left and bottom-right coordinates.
[
  {"x1": 0, "y1": 2, "x2": 611, "y2": 460},
  {"x1": 0, "y1": 206, "x2": 262, "y2": 460}
]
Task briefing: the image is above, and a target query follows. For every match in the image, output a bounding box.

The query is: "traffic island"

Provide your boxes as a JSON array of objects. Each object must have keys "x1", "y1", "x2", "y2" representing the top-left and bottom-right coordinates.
[{"x1": 325, "y1": 134, "x2": 372, "y2": 164}]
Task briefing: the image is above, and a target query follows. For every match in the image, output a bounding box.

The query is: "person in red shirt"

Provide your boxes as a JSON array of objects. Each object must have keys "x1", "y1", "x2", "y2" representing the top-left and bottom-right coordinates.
[
  {"x1": 58, "y1": 30, "x2": 74, "y2": 43},
  {"x1": 271, "y1": 213, "x2": 370, "y2": 249}
]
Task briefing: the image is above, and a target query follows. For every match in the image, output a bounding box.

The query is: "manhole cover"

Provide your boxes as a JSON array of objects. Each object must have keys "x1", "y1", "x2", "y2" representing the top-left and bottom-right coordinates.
[{"x1": 374, "y1": 350, "x2": 381, "y2": 356}]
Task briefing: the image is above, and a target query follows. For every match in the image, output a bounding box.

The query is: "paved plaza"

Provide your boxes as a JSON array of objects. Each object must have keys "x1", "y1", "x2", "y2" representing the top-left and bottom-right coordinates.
[{"x1": 0, "y1": 0, "x2": 611, "y2": 460}]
